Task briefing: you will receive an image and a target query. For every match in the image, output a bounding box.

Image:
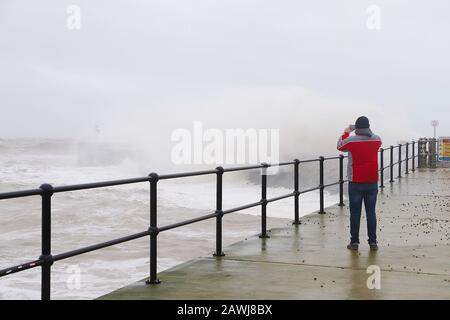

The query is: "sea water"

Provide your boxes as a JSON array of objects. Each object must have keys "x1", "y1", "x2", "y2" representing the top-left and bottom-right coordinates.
[{"x1": 0, "y1": 138, "x2": 339, "y2": 299}]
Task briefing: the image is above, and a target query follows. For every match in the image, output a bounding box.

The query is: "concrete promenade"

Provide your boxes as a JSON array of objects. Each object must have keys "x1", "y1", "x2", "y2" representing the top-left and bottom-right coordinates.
[{"x1": 100, "y1": 168, "x2": 450, "y2": 300}]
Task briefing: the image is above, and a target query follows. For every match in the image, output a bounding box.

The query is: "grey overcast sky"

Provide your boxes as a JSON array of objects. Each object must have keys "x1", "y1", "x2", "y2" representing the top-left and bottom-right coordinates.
[{"x1": 0, "y1": 0, "x2": 449, "y2": 147}]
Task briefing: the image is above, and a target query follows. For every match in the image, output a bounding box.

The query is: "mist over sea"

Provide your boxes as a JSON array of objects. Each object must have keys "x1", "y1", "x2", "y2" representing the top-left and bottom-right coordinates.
[
  {"x1": 1, "y1": 0, "x2": 448, "y2": 302},
  {"x1": 0, "y1": 138, "x2": 340, "y2": 299}
]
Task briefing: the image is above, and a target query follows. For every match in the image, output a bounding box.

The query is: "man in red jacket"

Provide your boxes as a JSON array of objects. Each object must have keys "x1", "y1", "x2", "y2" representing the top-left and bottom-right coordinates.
[{"x1": 337, "y1": 116, "x2": 382, "y2": 251}]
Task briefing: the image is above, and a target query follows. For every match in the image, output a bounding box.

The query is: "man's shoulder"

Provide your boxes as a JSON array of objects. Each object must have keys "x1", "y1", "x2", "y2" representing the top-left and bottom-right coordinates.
[
  {"x1": 345, "y1": 134, "x2": 382, "y2": 143},
  {"x1": 345, "y1": 135, "x2": 360, "y2": 142},
  {"x1": 371, "y1": 134, "x2": 382, "y2": 142}
]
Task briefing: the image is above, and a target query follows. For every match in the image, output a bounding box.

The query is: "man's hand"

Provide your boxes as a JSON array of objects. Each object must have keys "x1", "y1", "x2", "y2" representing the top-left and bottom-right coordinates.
[{"x1": 344, "y1": 124, "x2": 355, "y2": 133}]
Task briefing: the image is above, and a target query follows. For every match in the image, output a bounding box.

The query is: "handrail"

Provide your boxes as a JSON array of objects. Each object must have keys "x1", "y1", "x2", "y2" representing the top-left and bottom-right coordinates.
[
  {"x1": 0, "y1": 188, "x2": 43, "y2": 200},
  {"x1": 0, "y1": 139, "x2": 425, "y2": 299},
  {"x1": 53, "y1": 177, "x2": 150, "y2": 193}
]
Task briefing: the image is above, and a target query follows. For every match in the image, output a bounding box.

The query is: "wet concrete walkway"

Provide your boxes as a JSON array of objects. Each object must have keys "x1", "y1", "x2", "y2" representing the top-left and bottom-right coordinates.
[{"x1": 100, "y1": 168, "x2": 450, "y2": 299}]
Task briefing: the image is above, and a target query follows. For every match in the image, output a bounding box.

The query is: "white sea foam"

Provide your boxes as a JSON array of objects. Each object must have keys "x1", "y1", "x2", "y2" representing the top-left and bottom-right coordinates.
[{"x1": 0, "y1": 139, "x2": 341, "y2": 299}]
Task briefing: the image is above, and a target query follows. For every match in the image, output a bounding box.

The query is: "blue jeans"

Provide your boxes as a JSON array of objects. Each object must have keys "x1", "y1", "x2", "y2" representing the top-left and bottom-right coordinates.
[{"x1": 348, "y1": 182, "x2": 378, "y2": 244}]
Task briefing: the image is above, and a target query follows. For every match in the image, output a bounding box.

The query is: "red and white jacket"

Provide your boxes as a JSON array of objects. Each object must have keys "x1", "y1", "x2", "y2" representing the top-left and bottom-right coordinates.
[{"x1": 337, "y1": 128, "x2": 382, "y2": 183}]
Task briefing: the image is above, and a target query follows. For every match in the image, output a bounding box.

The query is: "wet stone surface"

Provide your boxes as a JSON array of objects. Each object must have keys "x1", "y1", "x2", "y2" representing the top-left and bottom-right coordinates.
[{"x1": 100, "y1": 168, "x2": 450, "y2": 300}]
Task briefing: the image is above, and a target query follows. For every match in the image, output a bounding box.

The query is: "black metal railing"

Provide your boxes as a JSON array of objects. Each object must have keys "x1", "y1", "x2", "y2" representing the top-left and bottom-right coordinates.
[{"x1": 0, "y1": 139, "x2": 422, "y2": 299}]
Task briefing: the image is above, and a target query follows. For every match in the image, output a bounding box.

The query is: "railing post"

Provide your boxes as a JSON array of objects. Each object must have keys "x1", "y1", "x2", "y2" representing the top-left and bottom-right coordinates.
[
  {"x1": 429, "y1": 138, "x2": 437, "y2": 168},
  {"x1": 435, "y1": 138, "x2": 439, "y2": 163},
  {"x1": 319, "y1": 156, "x2": 325, "y2": 214},
  {"x1": 214, "y1": 167, "x2": 225, "y2": 256},
  {"x1": 412, "y1": 141, "x2": 416, "y2": 172},
  {"x1": 418, "y1": 138, "x2": 427, "y2": 168},
  {"x1": 390, "y1": 146, "x2": 394, "y2": 182},
  {"x1": 39, "y1": 183, "x2": 54, "y2": 301},
  {"x1": 405, "y1": 142, "x2": 409, "y2": 174},
  {"x1": 293, "y1": 159, "x2": 301, "y2": 224},
  {"x1": 338, "y1": 155, "x2": 345, "y2": 206},
  {"x1": 146, "y1": 173, "x2": 161, "y2": 285},
  {"x1": 259, "y1": 163, "x2": 270, "y2": 238},
  {"x1": 379, "y1": 149, "x2": 385, "y2": 188},
  {"x1": 398, "y1": 144, "x2": 402, "y2": 178}
]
